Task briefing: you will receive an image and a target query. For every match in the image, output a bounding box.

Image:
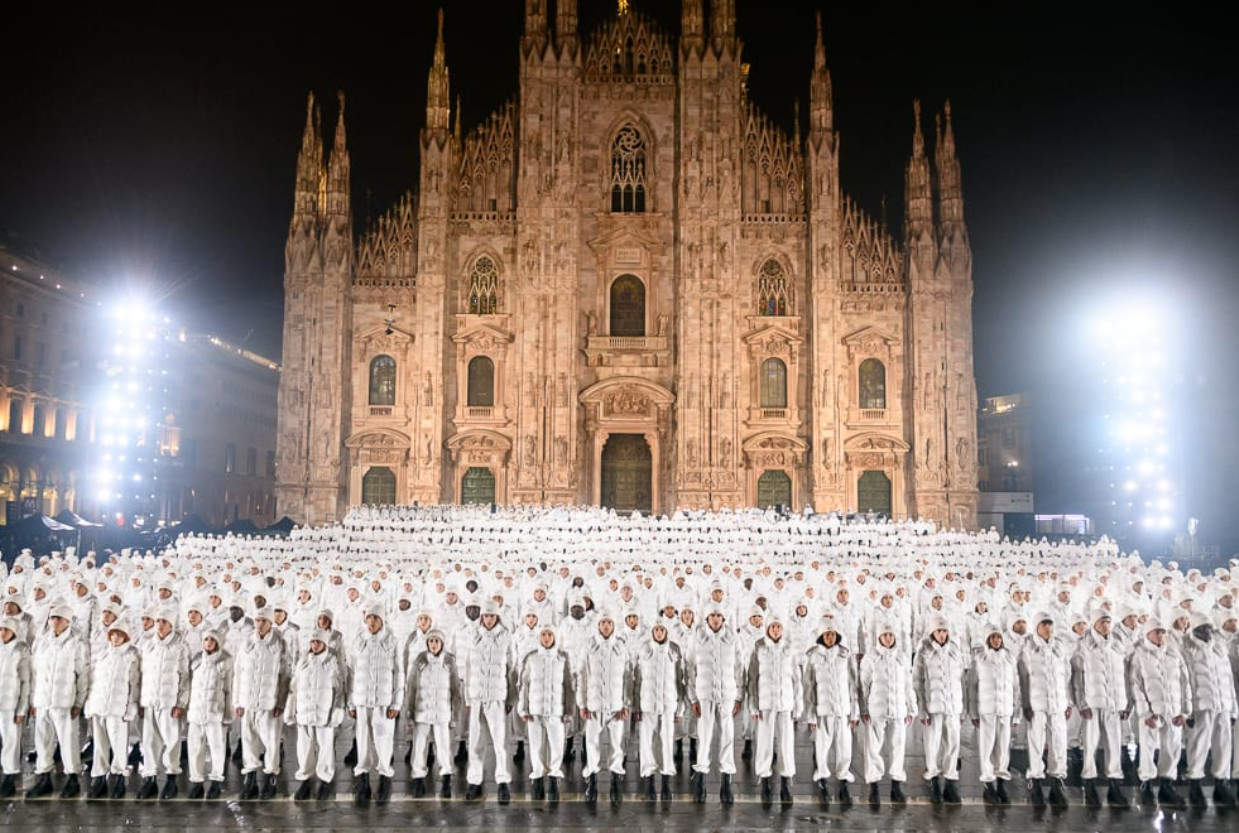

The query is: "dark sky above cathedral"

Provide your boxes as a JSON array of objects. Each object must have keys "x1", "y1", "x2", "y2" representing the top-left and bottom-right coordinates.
[{"x1": 3, "y1": 2, "x2": 1238, "y2": 547}]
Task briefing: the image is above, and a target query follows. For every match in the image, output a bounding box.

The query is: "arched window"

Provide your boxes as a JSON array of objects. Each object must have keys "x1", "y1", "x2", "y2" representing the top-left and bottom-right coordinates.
[
  {"x1": 757, "y1": 259, "x2": 790, "y2": 316},
  {"x1": 369, "y1": 356, "x2": 397, "y2": 406},
  {"x1": 361, "y1": 466, "x2": 396, "y2": 506},
  {"x1": 609, "y1": 275, "x2": 646, "y2": 337},
  {"x1": 467, "y1": 356, "x2": 495, "y2": 407},
  {"x1": 760, "y1": 358, "x2": 788, "y2": 408},
  {"x1": 610, "y1": 126, "x2": 647, "y2": 213},
  {"x1": 466, "y1": 256, "x2": 500, "y2": 314},
  {"x1": 859, "y1": 358, "x2": 886, "y2": 410}
]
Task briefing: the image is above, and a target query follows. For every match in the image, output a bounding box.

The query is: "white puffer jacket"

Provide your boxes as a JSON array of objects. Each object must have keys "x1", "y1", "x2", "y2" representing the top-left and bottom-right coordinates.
[
  {"x1": 746, "y1": 637, "x2": 802, "y2": 714},
  {"x1": 1018, "y1": 635, "x2": 1072, "y2": 714},
  {"x1": 0, "y1": 637, "x2": 30, "y2": 714},
  {"x1": 85, "y1": 642, "x2": 140, "y2": 720},
  {"x1": 406, "y1": 650, "x2": 460, "y2": 725},
  {"x1": 285, "y1": 649, "x2": 344, "y2": 727},
  {"x1": 1181, "y1": 634, "x2": 1238, "y2": 717},
  {"x1": 139, "y1": 631, "x2": 190, "y2": 710},
  {"x1": 803, "y1": 640, "x2": 858, "y2": 719},
  {"x1": 1127, "y1": 637, "x2": 1190, "y2": 720},
  {"x1": 634, "y1": 638, "x2": 685, "y2": 715},
  {"x1": 464, "y1": 624, "x2": 513, "y2": 705},
  {"x1": 187, "y1": 647, "x2": 233, "y2": 725},
  {"x1": 689, "y1": 625, "x2": 740, "y2": 706},
  {"x1": 31, "y1": 625, "x2": 90, "y2": 710},
  {"x1": 233, "y1": 629, "x2": 288, "y2": 711},
  {"x1": 518, "y1": 644, "x2": 574, "y2": 718},
  {"x1": 859, "y1": 641, "x2": 917, "y2": 720},
  {"x1": 1070, "y1": 630, "x2": 1128, "y2": 712},
  {"x1": 580, "y1": 633, "x2": 632, "y2": 715},
  {"x1": 914, "y1": 637, "x2": 966, "y2": 715},
  {"x1": 348, "y1": 627, "x2": 402, "y2": 709},
  {"x1": 967, "y1": 643, "x2": 1020, "y2": 717}
]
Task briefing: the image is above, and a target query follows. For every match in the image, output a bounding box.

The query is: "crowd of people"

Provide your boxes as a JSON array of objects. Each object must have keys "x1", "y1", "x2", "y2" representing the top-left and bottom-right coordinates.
[{"x1": 0, "y1": 502, "x2": 1236, "y2": 810}]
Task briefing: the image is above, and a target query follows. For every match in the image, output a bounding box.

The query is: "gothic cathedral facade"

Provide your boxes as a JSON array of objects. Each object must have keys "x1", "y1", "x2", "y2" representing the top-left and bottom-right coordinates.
[{"x1": 275, "y1": 1, "x2": 980, "y2": 528}]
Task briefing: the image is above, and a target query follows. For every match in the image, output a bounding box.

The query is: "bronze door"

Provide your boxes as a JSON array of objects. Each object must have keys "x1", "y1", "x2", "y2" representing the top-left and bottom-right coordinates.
[
  {"x1": 600, "y1": 434, "x2": 652, "y2": 514},
  {"x1": 857, "y1": 470, "x2": 892, "y2": 515}
]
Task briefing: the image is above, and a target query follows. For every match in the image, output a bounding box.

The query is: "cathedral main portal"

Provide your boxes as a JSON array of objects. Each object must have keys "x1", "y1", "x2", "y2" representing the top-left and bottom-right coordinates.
[{"x1": 600, "y1": 434, "x2": 652, "y2": 514}]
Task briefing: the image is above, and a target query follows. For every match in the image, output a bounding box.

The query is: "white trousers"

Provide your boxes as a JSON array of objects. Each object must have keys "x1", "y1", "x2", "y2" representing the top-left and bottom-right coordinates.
[
  {"x1": 466, "y1": 701, "x2": 511, "y2": 785},
  {"x1": 694, "y1": 702, "x2": 736, "y2": 775},
  {"x1": 1136, "y1": 718, "x2": 1182, "y2": 782},
  {"x1": 1026, "y1": 710, "x2": 1067, "y2": 779},
  {"x1": 353, "y1": 706, "x2": 395, "y2": 778},
  {"x1": 0, "y1": 711, "x2": 20, "y2": 775},
  {"x1": 140, "y1": 708, "x2": 183, "y2": 777},
  {"x1": 638, "y1": 712, "x2": 676, "y2": 777},
  {"x1": 922, "y1": 713, "x2": 961, "y2": 780},
  {"x1": 754, "y1": 710, "x2": 795, "y2": 778},
  {"x1": 862, "y1": 718, "x2": 908, "y2": 783},
  {"x1": 527, "y1": 716, "x2": 566, "y2": 779},
  {"x1": 411, "y1": 721, "x2": 452, "y2": 778},
  {"x1": 1081, "y1": 709, "x2": 1123, "y2": 779},
  {"x1": 89, "y1": 716, "x2": 130, "y2": 777},
  {"x1": 294, "y1": 724, "x2": 336, "y2": 782},
  {"x1": 34, "y1": 707, "x2": 80, "y2": 775},
  {"x1": 810, "y1": 716, "x2": 854, "y2": 781},
  {"x1": 186, "y1": 720, "x2": 226, "y2": 782},
  {"x1": 239, "y1": 708, "x2": 282, "y2": 775},
  {"x1": 1186, "y1": 710, "x2": 1233, "y2": 780},
  {"x1": 584, "y1": 712, "x2": 628, "y2": 776},
  {"x1": 976, "y1": 715, "x2": 1012, "y2": 782}
]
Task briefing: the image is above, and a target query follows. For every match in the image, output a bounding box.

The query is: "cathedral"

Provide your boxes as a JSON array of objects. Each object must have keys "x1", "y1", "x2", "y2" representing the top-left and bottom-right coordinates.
[{"x1": 275, "y1": 0, "x2": 980, "y2": 528}]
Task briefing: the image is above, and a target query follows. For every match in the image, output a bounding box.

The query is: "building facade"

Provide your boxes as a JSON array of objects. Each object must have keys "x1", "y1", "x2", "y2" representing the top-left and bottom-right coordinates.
[{"x1": 276, "y1": 2, "x2": 980, "y2": 527}]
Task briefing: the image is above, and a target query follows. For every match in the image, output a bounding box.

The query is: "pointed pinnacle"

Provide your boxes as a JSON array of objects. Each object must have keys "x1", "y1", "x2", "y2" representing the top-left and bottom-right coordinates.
[
  {"x1": 333, "y1": 91, "x2": 347, "y2": 151},
  {"x1": 814, "y1": 12, "x2": 826, "y2": 69},
  {"x1": 912, "y1": 99, "x2": 925, "y2": 158},
  {"x1": 434, "y1": 8, "x2": 446, "y2": 66}
]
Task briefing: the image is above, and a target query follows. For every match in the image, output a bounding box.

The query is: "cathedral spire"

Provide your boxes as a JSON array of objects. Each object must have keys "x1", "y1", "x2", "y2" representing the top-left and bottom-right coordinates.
[
  {"x1": 293, "y1": 91, "x2": 323, "y2": 223},
  {"x1": 326, "y1": 91, "x2": 350, "y2": 219},
  {"x1": 935, "y1": 100, "x2": 965, "y2": 227},
  {"x1": 711, "y1": 0, "x2": 736, "y2": 49},
  {"x1": 453, "y1": 95, "x2": 462, "y2": 143},
  {"x1": 905, "y1": 99, "x2": 933, "y2": 233},
  {"x1": 555, "y1": 0, "x2": 578, "y2": 53},
  {"x1": 809, "y1": 12, "x2": 833, "y2": 134},
  {"x1": 426, "y1": 9, "x2": 451, "y2": 133},
  {"x1": 681, "y1": 0, "x2": 704, "y2": 53},
  {"x1": 523, "y1": 0, "x2": 548, "y2": 53}
]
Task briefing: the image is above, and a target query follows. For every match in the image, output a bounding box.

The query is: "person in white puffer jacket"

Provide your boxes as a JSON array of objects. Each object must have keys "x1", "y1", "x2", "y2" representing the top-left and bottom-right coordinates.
[
  {"x1": 136, "y1": 607, "x2": 191, "y2": 800},
  {"x1": 185, "y1": 629, "x2": 232, "y2": 799},
  {"x1": 1127, "y1": 615, "x2": 1191, "y2": 807},
  {"x1": 405, "y1": 628, "x2": 461, "y2": 799},
  {"x1": 1018, "y1": 611, "x2": 1074, "y2": 807},
  {"x1": 913, "y1": 614, "x2": 966, "y2": 804},
  {"x1": 461, "y1": 600, "x2": 515, "y2": 802},
  {"x1": 578, "y1": 610, "x2": 632, "y2": 806},
  {"x1": 83, "y1": 619, "x2": 140, "y2": 800},
  {"x1": 859, "y1": 621, "x2": 916, "y2": 806},
  {"x1": 687, "y1": 605, "x2": 740, "y2": 805},
  {"x1": 0, "y1": 617, "x2": 30, "y2": 799},
  {"x1": 966, "y1": 621, "x2": 1019, "y2": 804},
  {"x1": 1180, "y1": 613, "x2": 1238, "y2": 807},
  {"x1": 633, "y1": 621, "x2": 685, "y2": 803},
  {"x1": 802, "y1": 613, "x2": 859, "y2": 808},
  {"x1": 285, "y1": 629, "x2": 345, "y2": 802},
  {"x1": 517, "y1": 624, "x2": 574, "y2": 804},
  {"x1": 26, "y1": 602, "x2": 90, "y2": 800},
  {"x1": 347, "y1": 604, "x2": 402, "y2": 805},
  {"x1": 1069, "y1": 608, "x2": 1132, "y2": 808},
  {"x1": 746, "y1": 617, "x2": 801, "y2": 808},
  {"x1": 232, "y1": 603, "x2": 287, "y2": 801}
]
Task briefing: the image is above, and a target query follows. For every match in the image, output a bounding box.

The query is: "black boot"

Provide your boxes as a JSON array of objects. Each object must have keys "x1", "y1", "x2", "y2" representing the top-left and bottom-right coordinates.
[
  {"x1": 930, "y1": 775, "x2": 942, "y2": 804},
  {"x1": 838, "y1": 781, "x2": 853, "y2": 807},
  {"x1": 548, "y1": 776, "x2": 561, "y2": 805},
  {"x1": 644, "y1": 775, "x2": 656, "y2": 802},
  {"x1": 440, "y1": 774, "x2": 452, "y2": 799},
  {"x1": 110, "y1": 773, "x2": 127, "y2": 800},
  {"x1": 720, "y1": 773, "x2": 733, "y2": 806},
  {"x1": 691, "y1": 771, "x2": 705, "y2": 803},
  {"x1": 59, "y1": 774, "x2": 81, "y2": 799},
  {"x1": 942, "y1": 779, "x2": 961, "y2": 804},
  {"x1": 206, "y1": 780, "x2": 222, "y2": 800},
  {"x1": 294, "y1": 780, "x2": 314, "y2": 801},
  {"x1": 1029, "y1": 778, "x2": 1045, "y2": 807},
  {"x1": 513, "y1": 741, "x2": 525, "y2": 763},
  {"x1": 1188, "y1": 779, "x2": 1207, "y2": 808},
  {"x1": 868, "y1": 782, "x2": 880, "y2": 807},
  {"x1": 498, "y1": 783, "x2": 510, "y2": 805},
  {"x1": 983, "y1": 782, "x2": 1000, "y2": 804},
  {"x1": 1216, "y1": 780, "x2": 1237, "y2": 807},
  {"x1": 817, "y1": 778, "x2": 830, "y2": 806},
  {"x1": 411, "y1": 777, "x2": 426, "y2": 798},
  {"x1": 742, "y1": 739, "x2": 752, "y2": 760},
  {"x1": 1158, "y1": 778, "x2": 1185, "y2": 808},
  {"x1": 1140, "y1": 780, "x2": 1155, "y2": 805},
  {"x1": 454, "y1": 741, "x2": 468, "y2": 767},
  {"x1": 344, "y1": 740, "x2": 358, "y2": 767},
  {"x1": 240, "y1": 771, "x2": 259, "y2": 800},
  {"x1": 661, "y1": 774, "x2": 673, "y2": 802},
  {"x1": 315, "y1": 780, "x2": 332, "y2": 801},
  {"x1": 780, "y1": 776, "x2": 793, "y2": 807},
  {"x1": 890, "y1": 781, "x2": 907, "y2": 803},
  {"x1": 760, "y1": 776, "x2": 773, "y2": 807},
  {"x1": 531, "y1": 777, "x2": 545, "y2": 801},
  {"x1": 465, "y1": 782, "x2": 482, "y2": 801},
  {"x1": 586, "y1": 773, "x2": 599, "y2": 804},
  {"x1": 259, "y1": 773, "x2": 277, "y2": 800},
  {"x1": 160, "y1": 776, "x2": 178, "y2": 800},
  {"x1": 137, "y1": 776, "x2": 159, "y2": 800},
  {"x1": 353, "y1": 772, "x2": 371, "y2": 805},
  {"x1": 88, "y1": 776, "x2": 109, "y2": 799},
  {"x1": 1108, "y1": 778, "x2": 1130, "y2": 808},
  {"x1": 188, "y1": 781, "x2": 205, "y2": 800},
  {"x1": 1048, "y1": 777, "x2": 1068, "y2": 807},
  {"x1": 611, "y1": 774, "x2": 623, "y2": 805},
  {"x1": 376, "y1": 775, "x2": 392, "y2": 805},
  {"x1": 0, "y1": 773, "x2": 14, "y2": 799},
  {"x1": 995, "y1": 779, "x2": 1010, "y2": 804},
  {"x1": 1084, "y1": 778, "x2": 1102, "y2": 807}
]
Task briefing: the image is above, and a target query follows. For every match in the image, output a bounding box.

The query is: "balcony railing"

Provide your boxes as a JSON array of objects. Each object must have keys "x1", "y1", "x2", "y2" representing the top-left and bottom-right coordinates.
[
  {"x1": 467, "y1": 406, "x2": 493, "y2": 419},
  {"x1": 369, "y1": 406, "x2": 393, "y2": 417},
  {"x1": 761, "y1": 408, "x2": 788, "y2": 419},
  {"x1": 860, "y1": 408, "x2": 886, "y2": 421}
]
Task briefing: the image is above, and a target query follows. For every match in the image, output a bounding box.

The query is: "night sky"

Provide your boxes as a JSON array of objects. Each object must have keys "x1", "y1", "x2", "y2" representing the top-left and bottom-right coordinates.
[{"x1": 3, "y1": 2, "x2": 1237, "y2": 552}]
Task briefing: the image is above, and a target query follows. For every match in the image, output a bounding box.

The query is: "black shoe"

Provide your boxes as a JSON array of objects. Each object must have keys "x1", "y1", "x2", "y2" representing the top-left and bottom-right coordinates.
[
  {"x1": 549, "y1": 776, "x2": 561, "y2": 805},
  {"x1": 532, "y1": 777, "x2": 545, "y2": 801},
  {"x1": 353, "y1": 772, "x2": 371, "y2": 805},
  {"x1": 1140, "y1": 780, "x2": 1156, "y2": 805},
  {"x1": 661, "y1": 774, "x2": 672, "y2": 803},
  {"x1": 612, "y1": 774, "x2": 624, "y2": 804},
  {"x1": 160, "y1": 777, "x2": 178, "y2": 800},
  {"x1": 259, "y1": 773, "x2": 277, "y2": 800},
  {"x1": 440, "y1": 774, "x2": 452, "y2": 799},
  {"x1": 206, "y1": 780, "x2": 222, "y2": 800},
  {"x1": 692, "y1": 771, "x2": 705, "y2": 804},
  {"x1": 644, "y1": 775, "x2": 656, "y2": 802},
  {"x1": 996, "y1": 779, "x2": 1010, "y2": 804},
  {"x1": 137, "y1": 776, "x2": 159, "y2": 800},
  {"x1": 983, "y1": 782, "x2": 1000, "y2": 804},
  {"x1": 465, "y1": 783, "x2": 482, "y2": 801},
  {"x1": 88, "y1": 776, "x2": 109, "y2": 799},
  {"x1": 930, "y1": 775, "x2": 943, "y2": 804},
  {"x1": 742, "y1": 740, "x2": 752, "y2": 760},
  {"x1": 25, "y1": 772, "x2": 53, "y2": 799},
  {"x1": 868, "y1": 782, "x2": 881, "y2": 807},
  {"x1": 1215, "y1": 780, "x2": 1237, "y2": 807},
  {"x1": 1048, "y1": 778, "x2": 1068, "y2": 807},
  {"x1": 59, "y1": 774, "x2": 81, "y2": 799},
  {"x1": 240, "y1": 771, "x2": 259, "y2": 800},
  {"x1": 110, "y1": 774, "x2": 127, "y2": 800},
  {"x1": 0, "y1": 773, "x2": 14, "y2": 799},
  {"x1": 780, "y1": 776, "x2": 793, "y2": 807},
  {"x1": 498, "y1": 783, "x2": 510, "y2": 805},
  {"x1": 513, "y1": 741, "x2": 525, "y2": 764},
  {"x1": 454, "y1": 742, "x2": 468, "y2": 767},
  {"x1": 1029, "y1": 777, "x2": 1045, "y2": 807},
  {"x1": 760, "y1": 776, "x2": 773, "y2": 807},
  {"x1": 344, "y1": 740, "x2": 358, "y2": 768},
  {"x1": 943, "y1": 779, "x2": 961, "y2": 804},
  {"x1": 838, "y1": 781, "x2": 853, "y2": 807},
  {"x1": 891, "y1": 781, "x2": 907, "y2": 803},
  {"x1": 1084, "y1": 778, "x2": 1101, "y2": 807},
  {"x1": 1108, "y1": 779, "x2": 1130, "y2": 808},
  {"x1": 586, "y1": 773, "x2": 599, "y2": 804},
  {"x1": 817, "y1": 778, "x2": 830, "y2": 806},
  {"x1": 674, "y1": 739, "x2": 683, "y2": 761},
  {"x1": 411, "y1": 777, "x2": 426, "y2": 798},
  {"x1": 1188, "y1": 779, "x2": 1207, "y2": 808},
  {"x1": 315, "y1": 780, "x2": 332, "y2": 801},
  {"x1": 720, "y1": 773, "x2": 733, "y2": 806},
  {"x1": 188, "y1": 781, "x2": 205, "y2": 800},
  {"x1": 376, "y1": 775, "x2": 392, "y2": 805},
  {"x1": 1158, "y1": 778, "x2": 1185, "y2": 808},
  {"x1": 294, "y1": 780, "x2": 314, "y2": 801}
]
